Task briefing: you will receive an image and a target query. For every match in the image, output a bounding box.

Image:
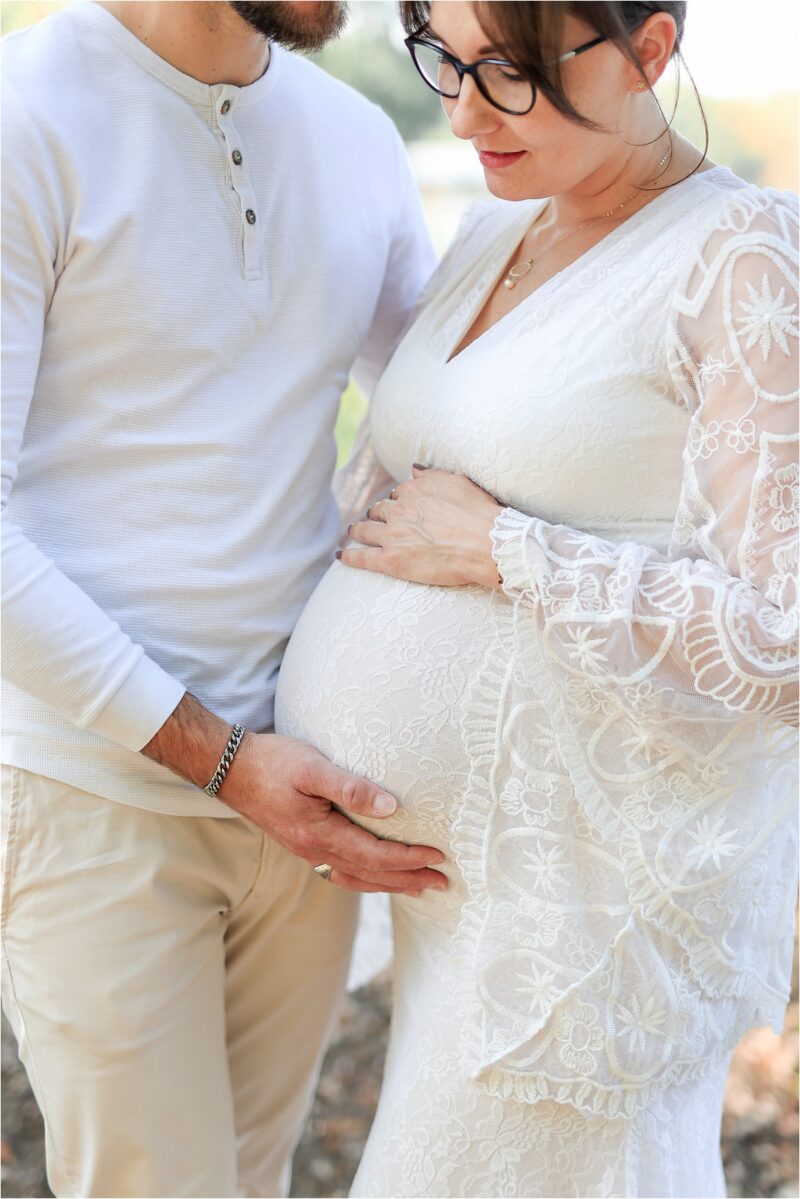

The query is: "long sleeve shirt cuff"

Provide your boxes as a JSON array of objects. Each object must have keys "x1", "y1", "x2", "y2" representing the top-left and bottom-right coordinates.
[{"x1": 86, "y1": 654, "x2": 186, "y2": 752}]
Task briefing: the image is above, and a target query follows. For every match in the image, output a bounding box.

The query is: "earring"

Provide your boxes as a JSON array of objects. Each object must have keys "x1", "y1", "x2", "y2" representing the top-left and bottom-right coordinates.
[{"x1": 635, "y1": 80, "x2": 647, "y2": 90}]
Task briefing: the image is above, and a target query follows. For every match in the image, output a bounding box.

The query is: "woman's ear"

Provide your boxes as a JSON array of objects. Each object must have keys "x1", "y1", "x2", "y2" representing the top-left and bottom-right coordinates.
[{"x1": 628, "y1": 11, "x2": 678, "y2": 89}]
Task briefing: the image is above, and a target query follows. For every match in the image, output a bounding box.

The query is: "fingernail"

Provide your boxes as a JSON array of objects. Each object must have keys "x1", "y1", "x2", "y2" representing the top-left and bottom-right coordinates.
[
  {"x1": 334, "y1": 550, "x2": 342, "y2": 560},
  {"x1": 412, "y1": 462, "x2": 429, "y2": 470},
  {"x1": 373, "y1": 792, "x2": 397, "y2": 816},
  {"x1": 431, "y1": 880, "x2": 448, "y2": 891}
]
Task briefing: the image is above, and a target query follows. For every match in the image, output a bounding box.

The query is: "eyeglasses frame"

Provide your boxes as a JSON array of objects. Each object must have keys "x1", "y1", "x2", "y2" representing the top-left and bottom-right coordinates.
[{"x1": 404, "y1": 32, "x2": 608, "y2": 116}]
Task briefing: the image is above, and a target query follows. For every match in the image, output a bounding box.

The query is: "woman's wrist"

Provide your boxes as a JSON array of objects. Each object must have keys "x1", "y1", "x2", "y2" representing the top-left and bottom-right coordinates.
[{"x1": 469, "y1": 501, "x2": 505, "y2": 589}]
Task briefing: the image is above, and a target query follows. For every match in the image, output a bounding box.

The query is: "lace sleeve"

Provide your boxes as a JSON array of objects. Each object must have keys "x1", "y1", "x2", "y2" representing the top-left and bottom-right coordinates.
[
  {"x1": 491, "y1": 192, "x2": 799, "y2": 725},
  {"x1": 454, "y1": 189, "x2": 798, "y2": 1118}
]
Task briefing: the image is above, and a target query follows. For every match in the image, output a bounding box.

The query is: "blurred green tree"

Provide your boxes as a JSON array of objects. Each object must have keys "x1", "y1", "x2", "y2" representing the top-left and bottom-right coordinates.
[{"x1": 313, "y1": 25, "x2": 446, "y2": 141}]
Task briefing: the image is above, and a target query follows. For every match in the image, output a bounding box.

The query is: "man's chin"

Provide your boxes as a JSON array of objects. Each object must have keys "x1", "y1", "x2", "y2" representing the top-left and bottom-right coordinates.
[{"x1": 229, "y1": 1, "x2": 349, "y2": 52}]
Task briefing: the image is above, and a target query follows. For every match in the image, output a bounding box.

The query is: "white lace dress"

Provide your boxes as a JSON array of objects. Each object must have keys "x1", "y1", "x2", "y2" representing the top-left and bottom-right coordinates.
[{"x1": 274, "y1": 165, "x2": 799, "y2": 1198}]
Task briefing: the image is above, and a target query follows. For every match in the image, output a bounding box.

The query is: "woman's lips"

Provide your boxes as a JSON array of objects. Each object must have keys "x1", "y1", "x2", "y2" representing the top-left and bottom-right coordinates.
[{"x1": 478, "y1": 149, "x2": 526, "y2": 169}]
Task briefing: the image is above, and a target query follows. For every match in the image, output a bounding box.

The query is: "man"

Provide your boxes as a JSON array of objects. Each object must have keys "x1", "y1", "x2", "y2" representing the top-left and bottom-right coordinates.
[{"x1": 1, "y1": 2, "x2": 442, "y2": 1194}]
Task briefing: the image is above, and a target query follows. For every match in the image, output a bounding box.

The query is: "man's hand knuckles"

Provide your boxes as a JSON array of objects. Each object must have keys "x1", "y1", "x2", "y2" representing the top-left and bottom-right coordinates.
[
  {"x1": 340, "y1": 862, "x2": 369, "y2": 882},
  {"x1": 376, "y1": 851, "x2": 410, "y2": 873},
  {"x1": 345, "y1": 850, "x2": 374, "y2": 874},
  {"x1": 291, "y1": 827, "x2": 321, "y2": 858}
]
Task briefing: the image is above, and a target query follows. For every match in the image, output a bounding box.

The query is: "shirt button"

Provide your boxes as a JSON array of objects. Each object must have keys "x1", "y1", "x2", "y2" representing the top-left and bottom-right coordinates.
[
  {"x1": 221, "y1": 99, "x2": 231, "y2": 114},
  {"x1": 232, "y1": 149, "x2": 243, "y2": 166},
  {"x1": 245, "y1": 209, "x2": 256, "y2": 225}
]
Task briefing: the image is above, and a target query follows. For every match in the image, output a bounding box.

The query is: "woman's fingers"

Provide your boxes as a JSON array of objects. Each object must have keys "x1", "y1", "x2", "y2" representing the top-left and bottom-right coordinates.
[
  {"x1": 337, "y1": 544, "x2": 388, "y2": 572},
  {"x1": 348, "y1": 518, "x2": 386, "y2": 548},
  {"x1": 366, "y1": 497, "x2": 395, "y2": 523}
]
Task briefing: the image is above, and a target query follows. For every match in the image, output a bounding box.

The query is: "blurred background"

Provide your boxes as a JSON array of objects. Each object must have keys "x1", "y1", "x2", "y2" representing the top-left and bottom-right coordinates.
[{"x1": 1, "y1": 1, "x2": 798, "y2": 1196}]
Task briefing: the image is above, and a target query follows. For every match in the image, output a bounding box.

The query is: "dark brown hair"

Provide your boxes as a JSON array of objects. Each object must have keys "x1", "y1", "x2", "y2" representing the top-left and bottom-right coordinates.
[{"x1": 399, "y1": 2, "x2": 707, "y2": 181}]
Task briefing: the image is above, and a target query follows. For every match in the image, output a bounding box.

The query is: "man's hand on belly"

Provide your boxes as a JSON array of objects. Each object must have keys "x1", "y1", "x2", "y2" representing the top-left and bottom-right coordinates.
[{"x1": 142, "y1": 694, "x2": 448, "y2": 895}]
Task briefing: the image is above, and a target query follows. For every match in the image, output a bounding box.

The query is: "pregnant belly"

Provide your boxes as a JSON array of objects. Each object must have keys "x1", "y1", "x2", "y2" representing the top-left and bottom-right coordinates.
[{"x1": 274, "y1": 560, "x2": 499, "y2": 850}]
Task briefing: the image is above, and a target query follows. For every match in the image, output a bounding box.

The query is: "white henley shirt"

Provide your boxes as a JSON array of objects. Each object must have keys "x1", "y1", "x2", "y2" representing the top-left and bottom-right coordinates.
[{"x1": 1, "y1": 1, "x2": 436, "y2": 815}]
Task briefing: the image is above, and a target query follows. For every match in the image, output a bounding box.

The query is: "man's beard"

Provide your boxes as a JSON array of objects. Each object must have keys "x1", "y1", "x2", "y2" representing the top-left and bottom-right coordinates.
[{"x1": 229, "y1": 2, "x2": 349, "y2": 52}]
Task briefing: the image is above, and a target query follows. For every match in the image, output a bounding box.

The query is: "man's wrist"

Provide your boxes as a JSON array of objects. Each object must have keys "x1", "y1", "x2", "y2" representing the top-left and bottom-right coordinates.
[
  {"x1": 214, "y1": 729, "x2": 260, "y2": 811},
  {"x1": 203, "y1": 723, "x2": 248, "y2": 797},
  {"x1": 141, "y1": 692, "x2": 233, "y2": 791}
]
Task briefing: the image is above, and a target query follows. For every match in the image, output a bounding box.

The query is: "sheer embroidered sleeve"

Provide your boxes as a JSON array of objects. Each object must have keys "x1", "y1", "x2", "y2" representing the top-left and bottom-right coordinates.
[{"x1": 456, "y1": 187, "x2": 798, "y2": 1117}]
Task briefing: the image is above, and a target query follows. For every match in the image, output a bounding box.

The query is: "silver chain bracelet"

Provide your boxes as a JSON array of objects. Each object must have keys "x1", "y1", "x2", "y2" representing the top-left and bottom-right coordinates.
[{"x1": 203, "y1": 723, "x2": 247, "y2": 797}]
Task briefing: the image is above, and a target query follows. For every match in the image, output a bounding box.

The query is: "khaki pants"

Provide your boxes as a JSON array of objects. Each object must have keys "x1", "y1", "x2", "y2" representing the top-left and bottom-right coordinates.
[{"x1": 0, "y1": 766, "x2": 359, "y2": 1198}]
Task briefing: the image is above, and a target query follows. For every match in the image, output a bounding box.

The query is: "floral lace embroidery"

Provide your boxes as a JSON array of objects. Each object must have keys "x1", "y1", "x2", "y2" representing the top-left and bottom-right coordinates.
[
  {"x1": 276, "y1": 173, "x2": 797, "y2": 1196},
  {"x1": 478, "y1": 186, "x2": 798, "y2": 1114}
]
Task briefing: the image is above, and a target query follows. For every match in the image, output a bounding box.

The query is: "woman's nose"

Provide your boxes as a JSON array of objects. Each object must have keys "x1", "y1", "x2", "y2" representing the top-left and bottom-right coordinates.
[{"x1": 445, "y1": 75, "x2": 503, "y2": 141}]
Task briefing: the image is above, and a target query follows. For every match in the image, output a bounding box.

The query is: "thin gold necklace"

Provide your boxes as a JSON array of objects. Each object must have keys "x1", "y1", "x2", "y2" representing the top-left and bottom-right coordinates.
[{"x1": 502, "y1": 148, "x2": 671, "y2": 291}]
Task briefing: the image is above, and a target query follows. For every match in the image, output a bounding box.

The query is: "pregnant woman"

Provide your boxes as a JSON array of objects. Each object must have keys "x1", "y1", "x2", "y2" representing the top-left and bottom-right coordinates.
[{"x1": 275, "y1": 2, "x2": 799, "y2": 1195}]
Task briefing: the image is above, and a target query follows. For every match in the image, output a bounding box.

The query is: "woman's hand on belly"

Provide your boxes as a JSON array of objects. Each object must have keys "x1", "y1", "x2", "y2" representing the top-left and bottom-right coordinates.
[{"x1": 339, "y1": 465, "x2": 503, "y2": 589}]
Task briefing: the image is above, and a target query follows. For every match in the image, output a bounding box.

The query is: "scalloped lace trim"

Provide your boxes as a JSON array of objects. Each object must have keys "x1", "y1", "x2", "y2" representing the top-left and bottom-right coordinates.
[{"x1": 445, "y1": 508, "x2": 794, "y2": 1119}]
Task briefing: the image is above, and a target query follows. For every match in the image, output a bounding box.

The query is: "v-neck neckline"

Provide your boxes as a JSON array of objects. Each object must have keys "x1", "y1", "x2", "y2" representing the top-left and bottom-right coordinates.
[{"x1": 443, "y1": 165, "x2": 729, "y2": 367}]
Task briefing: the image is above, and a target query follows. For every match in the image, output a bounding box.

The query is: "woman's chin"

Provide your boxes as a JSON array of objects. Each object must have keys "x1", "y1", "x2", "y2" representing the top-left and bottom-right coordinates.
[{"x1": 481, "y1": 168, "x2": 544, "y2": 202}]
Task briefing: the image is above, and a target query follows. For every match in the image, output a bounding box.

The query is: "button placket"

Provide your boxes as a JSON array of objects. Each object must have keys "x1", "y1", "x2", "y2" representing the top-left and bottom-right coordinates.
[{"x1": 215, "y1": 89, "x2": 261, "y2": 280}]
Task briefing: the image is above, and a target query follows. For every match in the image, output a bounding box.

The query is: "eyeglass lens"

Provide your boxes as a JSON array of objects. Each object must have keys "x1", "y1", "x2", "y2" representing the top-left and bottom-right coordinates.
[{"x1": 412, "y1": 42, "x2": 534, "y2": 114}]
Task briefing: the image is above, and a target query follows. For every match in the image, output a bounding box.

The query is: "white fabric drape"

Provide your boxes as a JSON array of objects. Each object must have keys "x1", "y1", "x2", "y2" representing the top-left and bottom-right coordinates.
[{"x1": 333, "y1": 179, "x2": 798, "y2": 1118}]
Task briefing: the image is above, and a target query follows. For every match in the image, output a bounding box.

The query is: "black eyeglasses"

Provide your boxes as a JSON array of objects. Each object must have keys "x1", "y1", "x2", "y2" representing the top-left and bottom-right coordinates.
[{"x1": 404, "y1": 33, "x2": 607, "y2": 116}]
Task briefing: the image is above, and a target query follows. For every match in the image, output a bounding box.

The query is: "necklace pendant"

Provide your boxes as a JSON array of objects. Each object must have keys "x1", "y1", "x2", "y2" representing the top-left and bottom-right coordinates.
[{"x1": 504, "y1": 258, "x2": 534, "y2": 291}]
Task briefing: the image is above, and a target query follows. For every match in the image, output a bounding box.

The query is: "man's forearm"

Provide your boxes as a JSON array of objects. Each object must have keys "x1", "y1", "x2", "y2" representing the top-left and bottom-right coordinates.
[{"x1": 141, "y1": 692, "x2": 245, "y2": 795}]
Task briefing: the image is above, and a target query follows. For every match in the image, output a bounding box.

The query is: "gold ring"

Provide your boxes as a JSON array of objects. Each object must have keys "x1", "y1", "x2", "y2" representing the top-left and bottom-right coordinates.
[{"x1": 313, "y1": 863, "x2": 333, "y2": 881}]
